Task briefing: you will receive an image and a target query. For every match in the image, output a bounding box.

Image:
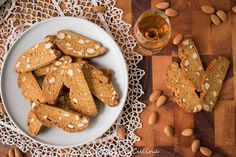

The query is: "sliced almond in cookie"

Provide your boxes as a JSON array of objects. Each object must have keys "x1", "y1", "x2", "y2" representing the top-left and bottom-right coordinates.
[
  {"x1": 27, "y1": 110, "x2": 44, "y2": 136},
  {"x1": 42, "y1": 56, "x2": 72, "y2": 104},
  {"x1": 33, "y1": 104, "x2": 90, "y2": 132},
  {"x1": 178, "y1": 36, "x2": 204, "y2": 92},
  {"x1": 201, "y1": 57, "x2": 230, "y2": 112},
  {"x1": 64, "y1": 62, "x2": 98, "y2": 117},
  {"x1": 55, "y1": 30, "x2": 107, "y2": 58},
  {"x1": 14, "y1": 42, "x2": 61, "y2": 73},
  {"x1": 18, "y1": 72, "x2": 44, "y2": 104},
  {"x1": 76, "y1": 59, "x2": 119, "y2": 107},
  {"x1": 166, "y1": 62, "x2": 202, "y2": 113}
]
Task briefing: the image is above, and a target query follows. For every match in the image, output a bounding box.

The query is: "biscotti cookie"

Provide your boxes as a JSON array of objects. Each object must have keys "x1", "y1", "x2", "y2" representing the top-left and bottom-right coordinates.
[
  {"x1": 76, "y1": 59, "x2": 119, "y2": 106},
  {"x1": 42, "y1": 56, "x2": 72, "y2": 104},
  {"x1": 178, "y1": 37, "x2": 204, "y2": 91},
  {"x1": 14, "y1": 42, "x2": 61, "y2": 73},
  {"x1": 64, "y1": 62, "x2": 98, "y2": 117},
  {"x1": 55, "y1": 30, "x2": 107, "y2": 58},
  {"x1": 166, "y1": 62, "x2": 202, "y2": 113},
  {"x1": 27, "y1": 110, "x2": 44, "y2": 136},
  {"x1": 44, "y1": 35, "x2": 56, "y2": 43},
  {"x1": 33, "y1": 104, "x2": 90, "y2": 132},
  {"x1": 201, "y1": 57, "x2": 230, "y2": 112},
  {"x1": 18, "y1": 72, "x2": 44, "y2": 104},
  {"x1": 34, "y1": 65, "x2": 51, "y2": 77}
]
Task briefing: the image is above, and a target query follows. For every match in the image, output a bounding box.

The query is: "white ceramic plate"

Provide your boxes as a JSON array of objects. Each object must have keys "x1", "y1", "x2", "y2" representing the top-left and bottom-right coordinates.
[{"x1": 0, "y1": 17, "x2": 128, "y2": 148}]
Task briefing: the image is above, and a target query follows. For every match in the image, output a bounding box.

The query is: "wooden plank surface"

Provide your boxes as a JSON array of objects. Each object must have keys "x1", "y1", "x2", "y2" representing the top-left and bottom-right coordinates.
[{"x1": 0, "y1": 0, "x2": 236, "y2": 157}]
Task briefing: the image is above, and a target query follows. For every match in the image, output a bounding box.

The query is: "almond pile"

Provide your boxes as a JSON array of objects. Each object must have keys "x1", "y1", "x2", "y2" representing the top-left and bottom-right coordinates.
[{"x1": 155, "y1": 1, "x2": 178, "y2": 17}]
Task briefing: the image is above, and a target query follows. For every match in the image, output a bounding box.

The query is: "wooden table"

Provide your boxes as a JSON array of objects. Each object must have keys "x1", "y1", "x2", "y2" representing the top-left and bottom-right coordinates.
[{"x1": 1, "y1": 0, "x2": 236, "y2": 157}]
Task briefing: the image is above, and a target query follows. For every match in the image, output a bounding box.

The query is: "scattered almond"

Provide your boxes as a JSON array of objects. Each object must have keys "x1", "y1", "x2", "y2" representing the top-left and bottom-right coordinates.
[
  {"x1": 232, "y1": 6, "x2": 236, "y2": 14},
  {"x1": 117, "y1": 126, "x2": 126, "y2": 139},
  {"x1": 8, "y1": 148, "x2": 14, "y2": 157},
  {"x1": 211, "y1": 14, "x2": 221, "y2": 26},
  {"x1": 200, "y1": 147, "x2": 213, "y2": 156},
  {"x1": 165, "y1": 8, "x2": 178, "y2": 17},
  {"x1": 201, "y1": 5, "x2": 215, "y2": 14},
  {"x1": 149, "y1": 90, "x2": 162, "y2": 102},
  {"x1": 173, "y1": 34, "x2": 183, "y2": 45},
  {"x1": 191, "y1": 139, "x2": 200, "y2": 153},
  {"x1": 148, "y1": 112, "x2": 158, "y2": 125},
  {"x1": 155, "y1": 2, "x2": 170, "y2": 10},
  {"x1": 164, "y1": 125, "x2": 174, "y2": 137},
  {"x1": 156, "y1": 95, "x2": 167, "y2": 107},
  {"x1": 93, "y1": 6, "x2": 106, "y2": 13},
  {"x1": 0, "y1": 102, "x2": 5, "y2": 114},
  {"x1": 14, "y1": 148, "x2": 23, "y2": 157},
  {"x1": 181, "y1": 128, "x2": 193, "y2": 136},
  {"x1": 216, "y1": 10, "x2": 227, "y2": 22},
  {"x1": 3, "y1": 155, "x2": 8, "y2": 157}
]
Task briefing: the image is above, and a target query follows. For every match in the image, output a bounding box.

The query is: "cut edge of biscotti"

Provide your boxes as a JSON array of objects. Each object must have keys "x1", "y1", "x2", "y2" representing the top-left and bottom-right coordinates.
[
  {"x1": 178, "y1": 36, "x2": 204, "y2": 92},
  {"x1": 33, "y1": 104, "x2": 90, "y2": 133},
  {"x1": 55, "y1": 30, "x2": 107, "y2": 58},
  {"x1": 166, "y1": 62, "x2": 202, "y2": 113},
  {"x1": 200, "y1": 56, "x2": 230, "y2": 112},
  {"x1": 27, "y1": 109, "x2": 44, "y2": 136},
  {"x1": 14, "y1": 41, "x2": 62, "y2": 73}
]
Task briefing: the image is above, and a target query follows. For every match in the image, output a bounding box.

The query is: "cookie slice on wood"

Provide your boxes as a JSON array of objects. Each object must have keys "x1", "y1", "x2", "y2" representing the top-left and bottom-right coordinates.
[
  {"x1": 178, "y1": 37, "x2": 204, "y2": 91},
  {"x1": 33, "y1": 104, "x2": 90, "y2": 132},
  {"x1": 55, "y1": 30, "x2": 107, "y2": 58},
  {"x1": 18, "y1": 72, "x2": 44, "y2": 104},
  {"x1": 166, "y1": 62, "x2": 202, "y2": 113},
  {"x1": 201, "y1": 57, "x2": 230, "y2": 112},
  {"x1": 14, "y1": 42, "x2": 61, "y2": 73},
  {"x1": 76, "y1": 59, "x2": 119, "y2": 107},
  {"x1": 27, "y1": 110, "x2": 44, "y2": 136},
  {"x1": 64, "y1": 62, "x2": 98, "y2": 117},
  {"x1": 42, "y1": 56, "x2": 72, "y2": 104}
]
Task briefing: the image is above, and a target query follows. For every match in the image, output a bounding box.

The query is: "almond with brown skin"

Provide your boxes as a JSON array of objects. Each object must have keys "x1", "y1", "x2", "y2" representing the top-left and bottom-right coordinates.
[
  {"x1": 93, "y1": 6, "x2": 106, "y2": 13},
  {"x1": 191, "y1": 139, "x2": 200, "y2": 153},
  {"x1": 201, "y1": 5, "x2": 215, "y2": 14},
  {"x1": 211, "y1": 14, "x2": 221, "y2": 26},
  {"x1": 149, "y1": 90, "x2": 162, "y2": 102},
  {"x1": 164, "y1": 125, "x2": 174, "y2": 137},
  {"x1": 148, "y1": 112, "x2": 158, "y2": 125},
  {"x1": 216, "y1": 10, "x2": 227, "y2": 22},
  {"x1": 200, "y1": 147, "x2": 213, "y2": 156},
  {"x1": 14, "y1": 148, "x2": 23, "y2": 157},
  {"x1": 3, "y1": 155, "x2": 9, "y2": 157},
  {"x1": 117, "y1": 126, "x2": 126, "y2": 139},
  {"x1": 155, "y1": 2, "x2": 170, "y2": 10},
  {"x1": 181, "y1": 128, "x2": 193, "y2": 136},
  {"x1": 173, "y1": 34, "x2": 183, "y2": 45},
  {"x1": 232, "y1": 6, "x2": 236, "y2": 14},
  {"x1": 165, "y1": 8, "x2": 178, "y2": 17},
  {"x1": 8, "y1": 149, "x2": 14, "y2": 157},
  {"x1": 156, "y1": 95, "x2": 167, "y2": 107}
]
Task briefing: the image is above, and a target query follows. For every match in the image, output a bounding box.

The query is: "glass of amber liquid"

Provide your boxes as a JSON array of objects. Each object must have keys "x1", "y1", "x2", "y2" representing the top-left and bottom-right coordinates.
[{"x1": 133, "y1": 9, "x2": 171, "y2": 55}]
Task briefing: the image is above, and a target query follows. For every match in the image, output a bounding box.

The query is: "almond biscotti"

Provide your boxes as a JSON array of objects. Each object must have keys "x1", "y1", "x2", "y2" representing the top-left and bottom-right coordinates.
[
  {"x1": 201, "y1": 57, "x2": 230, "y2": 112},
  {"x1": 76, "y1": 59, "x2": 119, "y2": 107},
  {"x1": 166, "y1": 62, "x2": 202, "y2": 113},
  {"x1": 64, "y1": 62, "x2": 98, "y2": 117},
  {"x1": 55, "y1": 30, "x2": 107, "y2": 58},
  {"x1": 27, "y1": 110, "x2": 44, "y2": 136},
  {"x1": 178, "y1": 37, "x2": 204, "y2": 91},
  {"x1": 14, "y1": 42, "x2": 61, "y2": 73},
  {"x1": 18, "y1": 72, "x2": 44, "y2": 104},
  {"x1": 42, "y1": 56, "x2": 72, "y2": 104},
  {"x1": 33, "y1": 104, "x2": 90, "y2": 133}
]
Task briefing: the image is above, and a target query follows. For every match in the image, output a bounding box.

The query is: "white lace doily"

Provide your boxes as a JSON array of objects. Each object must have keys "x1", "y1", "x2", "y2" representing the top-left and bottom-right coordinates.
[{"x1": 0, "y1": 0, "x2": 145, "y2": 156}]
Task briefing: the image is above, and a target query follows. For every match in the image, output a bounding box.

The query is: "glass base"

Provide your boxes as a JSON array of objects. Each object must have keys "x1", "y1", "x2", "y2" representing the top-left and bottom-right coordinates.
[{"x1": 136, "y1": 44, "x2": 163, "y2": 56}]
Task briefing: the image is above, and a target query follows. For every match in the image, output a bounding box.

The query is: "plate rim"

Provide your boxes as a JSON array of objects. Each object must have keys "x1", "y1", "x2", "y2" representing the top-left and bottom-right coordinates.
[{"x1": 0, "y1": 16, "x2": 128, "y2": 148}]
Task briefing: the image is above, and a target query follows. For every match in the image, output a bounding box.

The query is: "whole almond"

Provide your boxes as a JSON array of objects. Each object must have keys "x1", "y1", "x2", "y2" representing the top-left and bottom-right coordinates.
[
  {"x1": 117, "y1": 126, "x2": 126, "y2": 139},
  {"x1": 14, "y1": 148, "x2": 23, "y2": 157},
  {"x1": 0, "y1": 102, "x2": 5, "y2": 114},
  {"x1": 216, "y1": 10, "x2": 227, "y2": 22},
  {"x1": 191, "y1": 139, "x2": 200, "y2": 153},
  {"x1": 155, "y1": 2, "x2": 170, "y2": 10},
  {"x1": 8, "y1": 149, "x2": 14, "y2": 157},
  {"x1": 201, "y1": 5, "x2": 215, "y2": 14},
  {"x1": 232, "y1": 6, "x2": 236, "y2": 14},
  {"x1": 164, "y1": 125, "x2": 174, "y2": 137},
  {"x1": 211, "y1": 14, "x2": 221, "y2": 26},
  {"x1": 156, "y1": 95, "x2": 167, "y2": 107},
  {"x1": 200, "y1": 147, "x2": 213, "y2": 156},
  {"x1": 148, "y1": 112, "x2": 158, "y2": 125},
  {"x1": 3, "y1": 155, "x2": 9, "y2": 157},
  {"x1": 165, "y1": 8, "x2": 178, "y2": 17},
  {"x1": 181, "y1": 128, "x2": 193, "y2": 136},
  {"x1": 173, "y1": 34, "x2": 183, "y2": 45},
  {"x1": 93, "y1": 6, "x2": 106, "y2": 13},
  {"x1": 149, "y1": 90, "x2": 162, "y2": 102}
]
